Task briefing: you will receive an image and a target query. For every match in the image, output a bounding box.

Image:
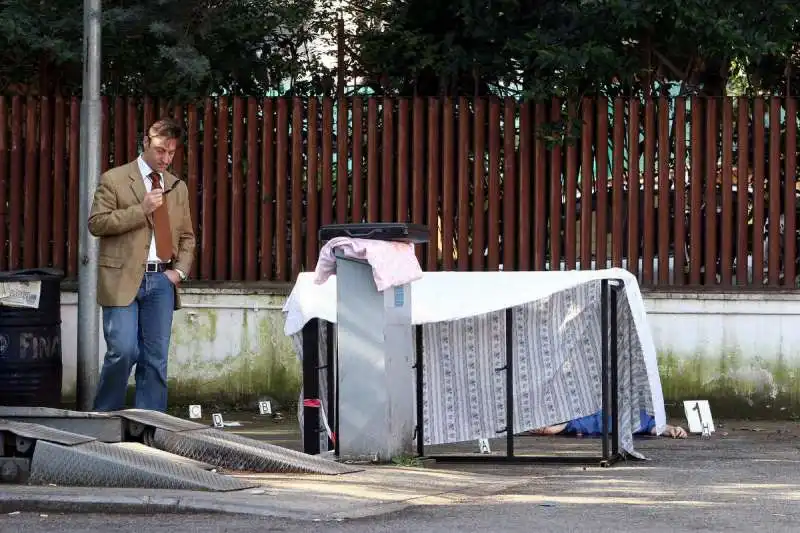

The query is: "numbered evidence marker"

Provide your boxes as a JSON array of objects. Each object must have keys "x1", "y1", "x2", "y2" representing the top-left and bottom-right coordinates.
[
  {"x1": 258, "y1": 401, "x2": 272, "y2": 415},
  {"x1": 683, "y1": 400, "x2": 715, "y2": 436},
  {"x1": 477, "y1": 438, "x2": 492, "y2": 454},
  {"x1": 212, "y1": 413, "x2": 225, "y2": 428},
  {"x1": 188, "y1": 405, "x2": 202, "y2": 419}
]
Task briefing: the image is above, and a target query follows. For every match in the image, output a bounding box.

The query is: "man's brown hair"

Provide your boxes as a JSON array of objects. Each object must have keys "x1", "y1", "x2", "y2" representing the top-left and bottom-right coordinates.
[{"x1": 147, "y1": 118, "x2": 183, "y2": 141}]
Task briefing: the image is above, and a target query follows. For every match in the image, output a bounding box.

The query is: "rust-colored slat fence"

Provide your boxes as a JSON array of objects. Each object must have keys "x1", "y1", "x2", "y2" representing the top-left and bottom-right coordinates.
[{"x1": 0, "y1": 95, "x2": 797, "y2": 288}]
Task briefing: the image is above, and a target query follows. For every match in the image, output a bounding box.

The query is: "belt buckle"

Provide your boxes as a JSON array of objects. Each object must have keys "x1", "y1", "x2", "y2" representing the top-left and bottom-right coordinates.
[{"x1": 146, "y1": 262, "x2": 158, "y2": 273}]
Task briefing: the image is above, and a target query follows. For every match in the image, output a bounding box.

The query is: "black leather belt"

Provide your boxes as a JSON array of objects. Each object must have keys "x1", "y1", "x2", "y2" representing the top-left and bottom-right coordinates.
[{"x1": 145, "y1": 261, "x2": 171, "y2": 273}]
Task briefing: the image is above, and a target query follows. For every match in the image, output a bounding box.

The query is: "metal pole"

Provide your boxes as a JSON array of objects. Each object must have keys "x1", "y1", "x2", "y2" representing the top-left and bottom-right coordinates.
[
  {"x1": 600, "y1": 280, "x2": 609, "y2": 461},
  {"x1": 504, "y1": 307, "x2": 514, "y2": 458},
  {"x1": 76, "y1": 0, "x2": 102, "y2": 411}
]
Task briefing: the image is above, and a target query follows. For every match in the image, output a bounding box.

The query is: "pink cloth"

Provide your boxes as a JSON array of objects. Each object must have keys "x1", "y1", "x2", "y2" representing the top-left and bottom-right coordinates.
[{"x1": 314, "y1": 237, "x2": 423, "y2": 291}]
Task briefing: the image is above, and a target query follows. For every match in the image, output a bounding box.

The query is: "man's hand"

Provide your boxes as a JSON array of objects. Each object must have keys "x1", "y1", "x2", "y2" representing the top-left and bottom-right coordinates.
[
  {"x1": 142, "y1": 190, "x2": 163, "y2": 215},
  {"x1": 164, "y1": 269, "x2": 181, "y2": 286}
]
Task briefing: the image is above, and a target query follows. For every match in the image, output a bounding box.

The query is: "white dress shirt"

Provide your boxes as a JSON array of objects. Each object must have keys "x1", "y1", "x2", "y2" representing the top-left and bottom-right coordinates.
[{"x1": 136, "y1": 157, "x2": 186, "y2": 281}]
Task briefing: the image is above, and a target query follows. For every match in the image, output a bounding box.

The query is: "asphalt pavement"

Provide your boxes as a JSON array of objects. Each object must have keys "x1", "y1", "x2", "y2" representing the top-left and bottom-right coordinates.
[{"x1": 1, "y1": 419, "x2": 799, "y2": 532}]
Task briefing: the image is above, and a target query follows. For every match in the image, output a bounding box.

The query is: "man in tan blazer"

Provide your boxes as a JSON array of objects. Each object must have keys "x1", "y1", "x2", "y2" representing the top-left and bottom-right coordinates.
[{"x1": 88, "y1": 118, "x2": 195, "y2": 412}]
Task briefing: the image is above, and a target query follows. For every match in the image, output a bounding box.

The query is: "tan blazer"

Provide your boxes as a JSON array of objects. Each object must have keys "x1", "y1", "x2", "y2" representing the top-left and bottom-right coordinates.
[{"x1": 88, "y1": 160, "x2": 195, "y2": 309}]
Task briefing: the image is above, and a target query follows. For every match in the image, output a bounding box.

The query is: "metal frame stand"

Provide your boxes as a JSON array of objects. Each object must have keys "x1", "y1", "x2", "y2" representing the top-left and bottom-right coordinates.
[
  {"x1": 301, "y1": 320, "x2": 337, "y2": 456},
  {"x1": 301, "y1": 320, "x2": 320, "y2": 455},
  {"x1": 302, "y1": 279, "x2": 623, "y2": 468},
  {"x1": 414, "y1": 279, "x2": 623, "y2": 467}
]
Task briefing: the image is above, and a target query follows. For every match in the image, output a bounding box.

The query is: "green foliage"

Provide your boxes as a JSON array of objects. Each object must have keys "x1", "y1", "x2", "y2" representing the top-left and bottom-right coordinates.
[
  {"x1": 352, "y1": 0, "x2": 800, "y2": 98},
  {"x1": 0, "y1": 0, "x2": 337, "y2": 99},
  {"x1": 1, "y1": 0, "x2": 798, "y2": 99},
  {"x1": 391, "y1": 454, "x2": 423, "y2": 467}
]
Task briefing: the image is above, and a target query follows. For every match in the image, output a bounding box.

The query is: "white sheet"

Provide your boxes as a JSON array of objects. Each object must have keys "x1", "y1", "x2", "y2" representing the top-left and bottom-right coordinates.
[{"x1": 283, "y1": 267, "x2": 666, "y2": 439}]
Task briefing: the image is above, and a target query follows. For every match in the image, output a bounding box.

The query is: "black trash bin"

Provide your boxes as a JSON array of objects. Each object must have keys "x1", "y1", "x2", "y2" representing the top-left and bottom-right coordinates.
[{"x1": 0, "y1": 268, "x2": 64, "y2": 407}]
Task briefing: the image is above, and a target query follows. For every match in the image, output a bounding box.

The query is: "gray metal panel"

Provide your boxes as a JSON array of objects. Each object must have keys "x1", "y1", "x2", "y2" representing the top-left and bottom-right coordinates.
[
  {"x1": 0, "y1": 458, "x2": 30, "y2": 483},
  {"x1": 336, "y1": 257, "x2": 390, "y2": 459},
  {"x1": 0, "y1": 417, "x2": 123, "y2": 442},
  {"x1": 29, "y1": 440, "x2": 257, "y2": 492},
  {"x1": 152, "y1": 428, "x2": 362, "y2": 475},
  {"x1": 0, "y1": 407, "x2": 114, "y2": 419},
  {"x1": 112, "y1": 409, "x2": 207, "y2": 432},
  {"x1": 113, "y1": 442, "x2": 216, "y2": 471},
  {"x1": 335, "y1": 257, "x2": 415, "y2": 461},
  {"x1": 0, "y1": 419, "x2": 96, "y2": 446}
]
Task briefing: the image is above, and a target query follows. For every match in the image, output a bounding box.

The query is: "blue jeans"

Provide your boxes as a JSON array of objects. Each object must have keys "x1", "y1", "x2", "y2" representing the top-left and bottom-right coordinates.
[
  {"x1": 93, "y1": 272, "x2": 175, "y2": 412},
  {"x1": 563, "y1": 409, "x2": 656, "y2": 436}
]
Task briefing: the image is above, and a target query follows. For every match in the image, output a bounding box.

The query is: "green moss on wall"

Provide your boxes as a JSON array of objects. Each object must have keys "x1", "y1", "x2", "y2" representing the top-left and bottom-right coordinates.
[
  {"x1": 59, "y1": 294, "x2": 800, "y2": 421},
  {"x1": 59, "y1": 305, "x2": 301, "y2": 412},
  {"x1": 166, "y1": 307, "x2": 300, "y2": 412},
  {"x1": 658, "y1": 350, "x2": 800, "y2": 420}
]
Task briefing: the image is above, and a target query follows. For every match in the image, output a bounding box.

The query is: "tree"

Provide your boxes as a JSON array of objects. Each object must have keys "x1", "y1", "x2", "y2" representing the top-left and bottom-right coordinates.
[
  {"x1": 0, "y1": 0, "x2": 338, "y2": 99},
  {"x1": 350, "y1": 0, "x2": 800, "y2": 98}
]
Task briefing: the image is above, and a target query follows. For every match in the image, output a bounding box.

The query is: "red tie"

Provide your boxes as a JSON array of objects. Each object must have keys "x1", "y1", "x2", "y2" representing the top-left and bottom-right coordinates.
[{"x1": 149, "y1": 172, "x2": 173, "y2": 261}]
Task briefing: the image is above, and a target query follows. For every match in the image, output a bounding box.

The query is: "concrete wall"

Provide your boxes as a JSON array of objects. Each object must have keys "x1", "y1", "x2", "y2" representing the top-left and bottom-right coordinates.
[
  {"x1": 646, "y1": 291, "x2": 800, "y2": 418},
  {"x1": 55, "y1": 288, "x2": 800, "y2": 418},
  {"x1": 59, "y1": 287, "x2": 301, "y2": 411}
]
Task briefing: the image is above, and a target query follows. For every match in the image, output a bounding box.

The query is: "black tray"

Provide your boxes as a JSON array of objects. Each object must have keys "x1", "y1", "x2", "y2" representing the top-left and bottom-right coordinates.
[{"x1": 319, "y1": 223, "x2": 430, "y2": 243}]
